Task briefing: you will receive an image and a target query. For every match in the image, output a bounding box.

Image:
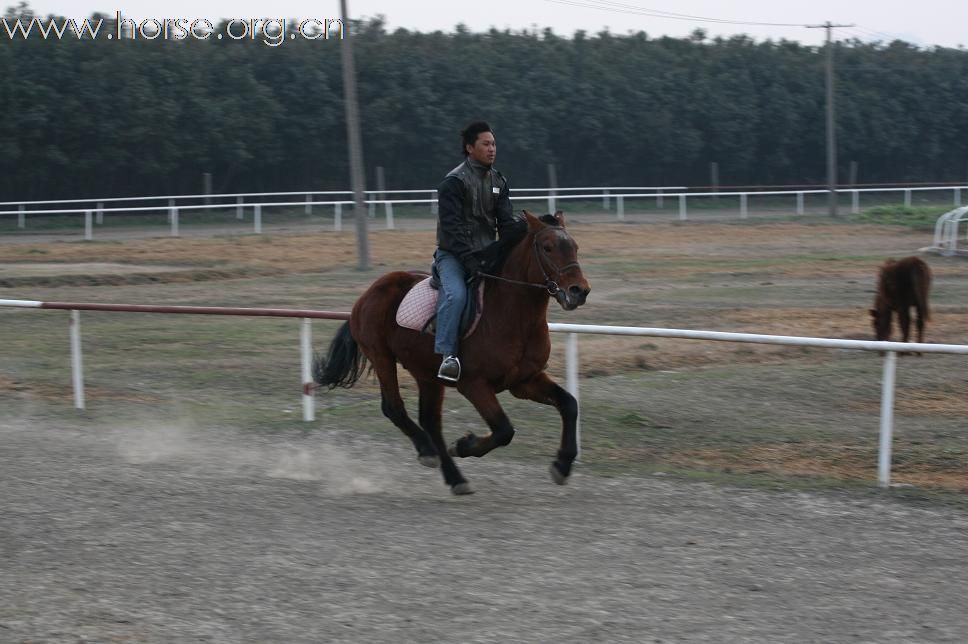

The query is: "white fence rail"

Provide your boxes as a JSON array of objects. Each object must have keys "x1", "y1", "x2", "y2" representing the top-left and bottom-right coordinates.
[
  {"x1": 927, "y1": 206, "x2": 968, "y2": 256},
  {"x1": 2, "y1": 185, "x2": 967, "y2": 238},
  {"x1": 2, "y1": 298, "x2": 966, "y2": 489}
]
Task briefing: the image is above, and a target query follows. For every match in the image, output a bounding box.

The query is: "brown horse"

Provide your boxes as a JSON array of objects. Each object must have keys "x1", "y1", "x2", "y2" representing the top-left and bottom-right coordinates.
[
  {"x1": 313, "y1": 211, "x2": 591, "y2": 495},
  {"x1": 870, "y1": 256, "x2": 932, "y2": 348}
]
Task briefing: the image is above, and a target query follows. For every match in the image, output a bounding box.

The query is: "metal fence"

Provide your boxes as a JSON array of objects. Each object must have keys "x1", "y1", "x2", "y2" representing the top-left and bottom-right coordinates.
[
  {"x1": 2, "y1": 297, "x2": 966, "y2": 489},
  {"x1": 2, "y1": 184, "x2": 966, "y2": 239}
]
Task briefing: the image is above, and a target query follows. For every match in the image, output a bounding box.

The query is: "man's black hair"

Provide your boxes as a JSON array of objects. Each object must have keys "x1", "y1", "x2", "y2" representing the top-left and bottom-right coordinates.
[{"x1": 461, "y1": 121, "x2": 493, "y2": 156}]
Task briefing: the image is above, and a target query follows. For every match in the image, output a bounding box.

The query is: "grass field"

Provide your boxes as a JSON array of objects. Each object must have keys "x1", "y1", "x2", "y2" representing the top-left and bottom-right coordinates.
[{"x1": 2, "y1": 212, "x2": 967, "y2": 500}]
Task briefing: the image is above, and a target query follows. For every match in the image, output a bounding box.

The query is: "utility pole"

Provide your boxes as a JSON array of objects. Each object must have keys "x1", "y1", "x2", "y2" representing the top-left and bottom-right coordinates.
[
  {"x1": 339, "y1": 0, "x2": 369, "y2": 269},
  {"x1": 807, "y1": 21, "x2": 853, "y2": 217}
]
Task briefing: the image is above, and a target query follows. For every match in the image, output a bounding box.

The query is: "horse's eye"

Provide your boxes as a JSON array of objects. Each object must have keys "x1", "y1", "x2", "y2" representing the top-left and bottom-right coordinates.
[{"x1": 543, "y1": 244, "x2": 553, "y2": 252}]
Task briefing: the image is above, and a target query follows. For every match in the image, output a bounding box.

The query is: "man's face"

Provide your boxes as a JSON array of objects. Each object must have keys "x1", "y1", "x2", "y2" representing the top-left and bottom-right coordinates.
[{"x1": 466, "y1": 131, "x2": 497, "y2": 166}]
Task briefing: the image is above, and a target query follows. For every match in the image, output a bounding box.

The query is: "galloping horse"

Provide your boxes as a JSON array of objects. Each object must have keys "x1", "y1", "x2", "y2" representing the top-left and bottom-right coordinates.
[{"x1": 313, "y1": 211, "x2": 591, "y2": 495}]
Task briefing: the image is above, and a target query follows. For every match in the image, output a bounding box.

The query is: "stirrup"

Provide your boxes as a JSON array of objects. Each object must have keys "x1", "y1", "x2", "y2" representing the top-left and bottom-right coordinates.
[{"x1": 438, "y1": 355, "x2": 461, "y2": 382}]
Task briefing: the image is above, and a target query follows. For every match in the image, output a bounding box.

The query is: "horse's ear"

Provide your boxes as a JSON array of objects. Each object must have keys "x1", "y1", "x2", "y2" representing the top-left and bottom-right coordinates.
[
  {"x1": 554, "y1": 210, "x2": 566, "y2": 227},
  {"x1": 522, "y1": 209, "x2": 543, "y2": 232}
]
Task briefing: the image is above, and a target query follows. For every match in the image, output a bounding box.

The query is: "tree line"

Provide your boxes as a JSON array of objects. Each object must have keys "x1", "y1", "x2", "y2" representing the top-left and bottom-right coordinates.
[{"x1": 2, "y1": 5, "x2": 967, "y2": 201}]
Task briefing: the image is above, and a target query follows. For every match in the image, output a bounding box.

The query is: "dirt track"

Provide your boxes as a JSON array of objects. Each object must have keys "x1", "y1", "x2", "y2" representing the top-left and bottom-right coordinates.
[
  {"x1": 3, "y1": 217, "x2": 968, "y2": 642},
  {"x1": 3, "y1": 417, "x2": 968, "y2": 643}
]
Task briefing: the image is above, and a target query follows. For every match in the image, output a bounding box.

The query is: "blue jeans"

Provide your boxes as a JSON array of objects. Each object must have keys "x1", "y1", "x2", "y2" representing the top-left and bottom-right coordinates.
[{"x1": 433, "y1": 249, "x2": 467, "y2": 356}]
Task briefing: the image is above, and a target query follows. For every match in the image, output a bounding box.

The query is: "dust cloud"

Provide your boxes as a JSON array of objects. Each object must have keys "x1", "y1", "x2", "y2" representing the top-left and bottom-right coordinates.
[{"x1": 111, "y1": 415, "x2": 389, "y2": 496}]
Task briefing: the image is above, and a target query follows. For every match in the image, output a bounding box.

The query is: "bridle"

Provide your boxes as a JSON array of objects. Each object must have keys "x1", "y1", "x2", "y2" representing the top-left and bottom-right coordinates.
[{"x1": 479, "y1": 226, "x2": 581, "y2": 295}]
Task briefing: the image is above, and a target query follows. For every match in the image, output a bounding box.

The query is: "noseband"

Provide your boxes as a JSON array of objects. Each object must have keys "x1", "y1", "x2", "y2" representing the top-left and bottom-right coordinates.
[{"x1": 480, "y1": 227, "x2": 581, "y2": 295}]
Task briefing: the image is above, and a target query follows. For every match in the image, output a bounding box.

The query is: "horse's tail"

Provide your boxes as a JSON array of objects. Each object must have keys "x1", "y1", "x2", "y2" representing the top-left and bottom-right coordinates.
[{"x1": 313, "y1": 321, "x2": 368, "y2": 389}]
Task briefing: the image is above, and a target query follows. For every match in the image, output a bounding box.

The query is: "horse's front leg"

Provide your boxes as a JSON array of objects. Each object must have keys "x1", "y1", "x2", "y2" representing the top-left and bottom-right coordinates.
[
  {"x1": 448, "y1": 380, "x2": 515, "y2": 459},
  {"x1": 510, "y1": 372, "x2": 578, "y2": 485},
  {"x1": 898, "y1": 307, "x2": 914, "y2": 356}
]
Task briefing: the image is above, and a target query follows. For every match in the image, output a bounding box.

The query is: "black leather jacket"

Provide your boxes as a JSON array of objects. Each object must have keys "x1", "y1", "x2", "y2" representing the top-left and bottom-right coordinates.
[{"x1": 436, "y1": 157, "x2": 523, "y2": 274}]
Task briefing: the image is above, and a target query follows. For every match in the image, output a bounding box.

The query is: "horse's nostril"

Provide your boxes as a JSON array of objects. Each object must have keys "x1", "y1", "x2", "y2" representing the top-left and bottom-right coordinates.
[{"x1": 569, "y1": 285, "x2": 582, "y2": 295}]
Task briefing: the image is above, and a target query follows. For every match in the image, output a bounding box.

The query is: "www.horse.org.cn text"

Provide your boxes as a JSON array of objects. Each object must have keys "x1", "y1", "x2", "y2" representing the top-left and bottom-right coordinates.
[{"x1": 0, "y1": 13, "x2": 344, "y2": 46}]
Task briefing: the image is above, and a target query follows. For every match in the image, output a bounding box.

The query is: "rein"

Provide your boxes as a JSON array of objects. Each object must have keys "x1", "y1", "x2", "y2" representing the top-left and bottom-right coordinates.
[{"x1": 479, "y1": 227, "x2": 580, "y2": 296}]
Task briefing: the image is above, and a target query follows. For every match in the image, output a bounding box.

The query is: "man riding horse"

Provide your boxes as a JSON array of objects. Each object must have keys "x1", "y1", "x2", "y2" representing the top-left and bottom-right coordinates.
[{"x1": 433, "y1": 121, "x2": 527, "y2": 382}]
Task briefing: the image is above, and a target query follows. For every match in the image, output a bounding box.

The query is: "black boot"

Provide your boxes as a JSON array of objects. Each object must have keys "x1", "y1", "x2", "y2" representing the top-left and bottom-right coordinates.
[{"x1": 437, "y1": 355, "x2": 461, "y2": 382}]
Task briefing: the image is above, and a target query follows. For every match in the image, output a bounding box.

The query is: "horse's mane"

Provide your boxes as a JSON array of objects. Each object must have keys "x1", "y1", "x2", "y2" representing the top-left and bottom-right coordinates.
[{"x1": 477, "y1": 212, "x2": 564, "y2": 275}]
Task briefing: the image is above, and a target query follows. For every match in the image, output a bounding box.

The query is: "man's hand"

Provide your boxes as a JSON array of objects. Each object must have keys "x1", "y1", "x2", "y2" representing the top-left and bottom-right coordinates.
[{"x1": 459, "y1": 252, "x2": 485, "y2": 276}]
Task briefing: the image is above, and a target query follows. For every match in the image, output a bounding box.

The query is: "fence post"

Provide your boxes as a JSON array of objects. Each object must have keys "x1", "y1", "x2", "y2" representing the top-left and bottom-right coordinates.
[
  {"x1": 254, "y1": 204, "x2": 262, "y2": 234},
  {"x1": 566, "y1": 332, "x2": 581, "y2": 459},
  {"x1": 167, "y1": 198, "x2": 174, "y2": 223},
  {"x1": 657, "y1": 188, "x2": 664, "y2": 209},
  {"x1": 334, "y1": 203, "x2": 342, "y2": 232},
  {"x1": 376, "y1": 166, "x2": 386, "y2": 201},
  {"x1": 904, "y1": 189, "x2": 912, "y2": 207},
  {"x1": 385, "y1": 201, "x2": 395, "y2": 230},
  {"x1": 431, "y1": 190, "x2": 438, "y2": 216},
  {"x1": 740, "y1": 193, "x2": 748, "y2": 219},
  {"x1": 877, "y1": 351, "x2": 898, "y2": 488},
  {"x1": 603, "y1": 188, "x2": 610, "y2": 210},
  {"x1": 852, "y1": 190, "x2": 860, "y2": 214},
  {"x1": 84, "y1": 210, "x2": 93, "y2": 240},
  {"x1": 955, "y1": 188, "x2": 961, "y2": 207},
  {"x1": 96, "y1": 201, "x2": 104, "y2": 225},
  {"x1": 170, "y1": 206, "x2": 179, "y2": 236},
  {"x1": 305, "y1": 193, "x2": 312, "y2": 215},
  {"x1": 70, "y1": 310, "x2": 85, "y2": 410},
  {"x1": 301, "y1": 318, "x2": 315, "y2": 422},
  {"x1": 237, "y1": 195, "x2": 244, "y2": 219},
  {"x1": 710, "y1": 161, "x2": 719, "y2": 201},
  {"x1": 796, "y1": 192, "x2": 804, "y2": 215},
  {"x1": 617, "y1": 195, "x2": 624, "y2": 221},
  {"x1": 203, "y1": 172, "x2": 212, "y2": 205},
  {"x1": 547, "y1": 163, "x2": 558, "y2": 214},
  {"x1": 679, "y1": 195, "x2": 687, "y2": 221},
  {"x1": 376, "y1": 166, "x2": 394, "y2": 225},
  {"x1": 18, "y1": 204, "x2": 25, "y2": 229}
]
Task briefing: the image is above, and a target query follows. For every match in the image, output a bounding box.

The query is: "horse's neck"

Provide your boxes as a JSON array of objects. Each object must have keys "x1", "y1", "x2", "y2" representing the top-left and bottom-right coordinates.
[{"x1": 489, "y1": 234, "x2": 549, "y2": 325}]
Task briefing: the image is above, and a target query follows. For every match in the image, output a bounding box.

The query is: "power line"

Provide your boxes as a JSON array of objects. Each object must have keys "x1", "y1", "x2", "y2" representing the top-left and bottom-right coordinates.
[
  {"x1": 848, "y1": 25, "x2": 925, "y2": 47},
  {"x1": 544, "y1": 0, "x2": 808, "y2": 28}
]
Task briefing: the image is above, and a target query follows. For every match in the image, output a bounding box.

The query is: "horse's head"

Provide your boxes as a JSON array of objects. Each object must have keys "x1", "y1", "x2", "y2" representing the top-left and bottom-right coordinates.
[
  {"x1": 869, "y1": 304, "x2": 892, "y2": 341},
  {"x1": 870, "y1": 259, "x2": 897, "y2": 341},
  {"x1": 521, "y1": 209, "x2": 591, "y2": 311}
]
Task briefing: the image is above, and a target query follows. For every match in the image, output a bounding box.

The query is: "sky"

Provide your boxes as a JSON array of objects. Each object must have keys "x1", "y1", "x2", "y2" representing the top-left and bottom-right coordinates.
[{"x1": 19, "y1": 0, "x2": 968, "y2": 49}]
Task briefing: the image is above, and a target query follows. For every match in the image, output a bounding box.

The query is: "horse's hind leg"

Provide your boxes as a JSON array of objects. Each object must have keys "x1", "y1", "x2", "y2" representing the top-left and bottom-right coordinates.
[
  {"x1": 915, "y1": 305, "x2": 926, "y2": 348},
  {"x1": 370, "y1": 356, "x2": 438, "y2": 468},
  {"x1": 418, "y1": 380, "x2": 472, "y2": 494},
  {"x1": 510, "y1": 372, "x2": 578, "y2": 485},
  {"x1": 898, "y1": 307, "x2": 913, "y2": 355}
]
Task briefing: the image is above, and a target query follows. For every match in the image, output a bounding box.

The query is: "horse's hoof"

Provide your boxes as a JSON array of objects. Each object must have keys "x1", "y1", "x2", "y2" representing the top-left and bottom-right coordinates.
[
  {"x1": 550, "y1": 462, "x2": 570, "y2": 485},
  {"x1": 418, "y1": 455, "x2": 440, "y2": 468},
  {"x1": 448, "y1": 432, "x2": 475, "y2": 458},
  {"x1": 451, "y1": 482, "x2": 475, "y2": 495}
]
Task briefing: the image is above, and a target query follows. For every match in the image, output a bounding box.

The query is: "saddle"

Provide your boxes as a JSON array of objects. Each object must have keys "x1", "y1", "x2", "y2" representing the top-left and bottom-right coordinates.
[{"x1": 395, "y1": 270, "x2": 485, "y2": 339}]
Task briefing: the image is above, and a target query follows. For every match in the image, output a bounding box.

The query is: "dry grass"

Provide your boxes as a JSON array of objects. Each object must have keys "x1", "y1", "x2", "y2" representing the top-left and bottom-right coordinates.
[
  {"x1": 3, "y1": 220, "x2": 967, "y2": 492},
  {"x1": 0, "y1": 375, "x2": 162, "y2": 403}
]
